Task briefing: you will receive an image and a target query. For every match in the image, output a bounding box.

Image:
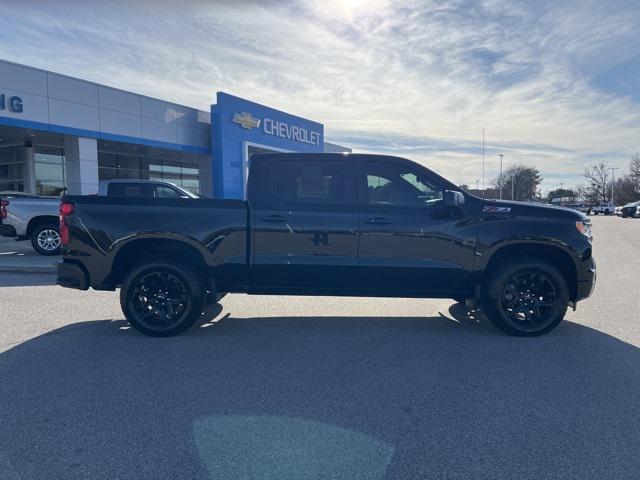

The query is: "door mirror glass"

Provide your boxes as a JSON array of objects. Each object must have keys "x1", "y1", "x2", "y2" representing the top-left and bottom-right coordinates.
[{"x1": 443, "y1": 190, "x2": 465, "y2": 207}]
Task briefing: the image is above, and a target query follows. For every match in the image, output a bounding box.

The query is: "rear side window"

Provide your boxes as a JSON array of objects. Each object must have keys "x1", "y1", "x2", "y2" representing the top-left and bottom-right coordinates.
[
  {"x1": 107, "y1": 183, "x2": 151, "y2": 197},
  {"x1": 268, "y1": 159, "x2": 347, "y2": 205}
]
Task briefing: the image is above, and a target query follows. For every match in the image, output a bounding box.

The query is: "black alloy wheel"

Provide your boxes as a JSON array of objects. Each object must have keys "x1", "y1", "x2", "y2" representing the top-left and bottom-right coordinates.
[
  {"x1": 120, "y1": 261, "x2": 205, "y2": 336},
  {"x1": 499, "y1": 271, "x2": 557, "y2": 328},
  {"x1": 132, "y1": 271, "x2": 190, "y2": 329},
  {"x1": 483, "y1": 256, "x2": 569, "y2": 336}
]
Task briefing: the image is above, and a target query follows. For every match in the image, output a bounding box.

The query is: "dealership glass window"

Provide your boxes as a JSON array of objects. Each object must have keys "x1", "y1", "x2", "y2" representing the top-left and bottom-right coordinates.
[
  {"x1": 98, "y1": 151, "x2": 200, "y2": 194},
  {"x1": 0, "y1": 144, "x2": 27, "y2": 192},
  {"x1": 34, "y1": 146, "x2": 66, "y2": 196}
]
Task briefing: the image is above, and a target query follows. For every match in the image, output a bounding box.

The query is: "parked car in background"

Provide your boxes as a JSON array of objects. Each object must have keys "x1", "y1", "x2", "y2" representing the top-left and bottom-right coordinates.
[
  {"x1": 0, "y1": 180, "x2": 199, "y2": 256},
  {"x1": 590, "y1": 203, "x2": 615, "y2": 215},
  {"x1": 0, "y1": 193, "x2": 62, "y2": 255},
  {"x1": 97, "y1": 179, "x2": 199, "y2": 198},
  {"x1": 615, "y1": 206, "x2": 622, "y2": 216},
  {"x1": 620, "y1": 201, "x2": 640, "y2": 218},
  {"x1": 565, "y1": 203, "x2": 590, "y2": 214}
]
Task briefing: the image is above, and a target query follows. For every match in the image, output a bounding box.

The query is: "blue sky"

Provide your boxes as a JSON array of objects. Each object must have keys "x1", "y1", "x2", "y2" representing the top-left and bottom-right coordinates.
[{"x1": 0, "y1": 0, "x2": 638, "y2": 192}]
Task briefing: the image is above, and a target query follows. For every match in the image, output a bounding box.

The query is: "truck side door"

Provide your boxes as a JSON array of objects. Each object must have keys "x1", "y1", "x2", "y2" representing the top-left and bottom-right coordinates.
[
  {"x1": 250, "y1": 155, "x2": 359, "y2": 291},
  {"x1": 356, "y1": 157, "x2": 476, "y2": 295}
]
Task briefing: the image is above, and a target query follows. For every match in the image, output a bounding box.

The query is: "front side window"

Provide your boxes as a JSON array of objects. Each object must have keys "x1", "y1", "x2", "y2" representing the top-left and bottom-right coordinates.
[
  {"x1": 153, "y1": 185, "x2": 183, "y2": 198},
  {"x1": 269, "y1": 159, "x2": 346, "y2": 205},
  {"x1": 363, "y1": 162, "x2": 443, "y2": 207}
]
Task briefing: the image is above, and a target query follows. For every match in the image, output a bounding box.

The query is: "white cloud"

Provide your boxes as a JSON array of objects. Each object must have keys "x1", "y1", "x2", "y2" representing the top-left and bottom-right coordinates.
[{"x1": 0, "y1": 0, "x2": 638, "y2": 191}]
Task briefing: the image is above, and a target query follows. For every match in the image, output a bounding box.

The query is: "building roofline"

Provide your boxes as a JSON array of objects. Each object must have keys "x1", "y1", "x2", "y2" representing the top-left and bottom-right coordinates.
[{"x1": 0, "y1": 57, "x2": 209, "y2": 115}]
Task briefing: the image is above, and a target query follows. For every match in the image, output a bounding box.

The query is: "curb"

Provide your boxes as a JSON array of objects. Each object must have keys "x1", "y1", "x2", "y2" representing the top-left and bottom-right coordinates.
[{"x1": 0, "y1": 265, "x2": 56, "y2": 274}]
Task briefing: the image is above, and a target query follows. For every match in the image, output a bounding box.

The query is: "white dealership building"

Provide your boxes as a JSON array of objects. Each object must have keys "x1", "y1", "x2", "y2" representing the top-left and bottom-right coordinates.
[{"x1": 0, "y1": 59, "x2": 348, "y2": 198}]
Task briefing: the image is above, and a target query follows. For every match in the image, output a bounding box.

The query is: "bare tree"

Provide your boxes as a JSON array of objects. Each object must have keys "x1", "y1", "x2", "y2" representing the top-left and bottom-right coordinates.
[
  {"x1": 583, "y1": 162, "x2": 611, "y2": 203},
  {"x1": 575, "y1": 184, "x2": 589, "y2": 200},
  {"x1": 613, "y1": 176, "x2": 640, "y2": 205}
]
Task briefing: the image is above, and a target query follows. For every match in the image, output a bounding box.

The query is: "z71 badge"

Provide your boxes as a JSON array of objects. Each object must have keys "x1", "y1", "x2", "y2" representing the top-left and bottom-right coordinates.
[{"x1": 483, "y1": 205, "x2": 512, "y2": 213}]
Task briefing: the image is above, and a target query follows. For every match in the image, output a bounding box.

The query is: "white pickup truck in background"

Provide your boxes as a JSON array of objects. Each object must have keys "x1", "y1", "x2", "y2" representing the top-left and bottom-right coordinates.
[
  {"x1": 589, "y1": 203, "x2": 615, "y2": 215},
  {"x1": 0, "y1": 180, "x2": 198, "y2": 255}
]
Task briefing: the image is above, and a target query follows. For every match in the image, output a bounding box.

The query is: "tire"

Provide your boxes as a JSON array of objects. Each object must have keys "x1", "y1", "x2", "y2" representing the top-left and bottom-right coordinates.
[
  {"x1": 30, "y1": 222, "x2": 61, "y2": 255},
  {"x1": 604, "y1": 210, "x2": 610, "y2": 215},
  {"x1": 482, "y1": 256, "x2": 569, "y2": 336},
  {"x1": 120, "y1": 260, "x2": 206, "y2": 337}
]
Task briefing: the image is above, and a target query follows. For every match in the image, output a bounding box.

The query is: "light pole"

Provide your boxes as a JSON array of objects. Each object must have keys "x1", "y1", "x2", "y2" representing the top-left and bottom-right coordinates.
[
  {"x1": 482, "y1": 128, "x2": 485, "y2": 198},
  {"x1": 476, "y1": 179, "x2": 480, "y2": 192},
  {"x1": 609, "y1": 167, "x2": 619, "y2": 206},
  {"x1": 499, "y1": 154, "x2": 504, "y2": 200}
]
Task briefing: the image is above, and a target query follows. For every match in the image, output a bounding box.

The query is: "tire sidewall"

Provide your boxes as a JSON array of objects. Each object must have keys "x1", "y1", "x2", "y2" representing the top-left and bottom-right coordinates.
[
  {"x1": 120, "y1": 261, "x2": 205, "y2": 337},
  {"x1": 30, "y1": 223, "x2": 61, "y2": 256},
  {"x1": 483, "y1": 258, "x2": 569, "y2": 336}
]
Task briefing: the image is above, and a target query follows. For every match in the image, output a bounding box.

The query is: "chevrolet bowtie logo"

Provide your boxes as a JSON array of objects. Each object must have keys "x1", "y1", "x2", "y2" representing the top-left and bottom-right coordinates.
[{"x1": 232, "y1": 112, "x2": 261, "y2": 129}]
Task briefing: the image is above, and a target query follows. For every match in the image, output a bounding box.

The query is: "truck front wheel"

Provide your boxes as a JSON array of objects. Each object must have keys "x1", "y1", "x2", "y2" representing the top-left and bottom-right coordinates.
[
  {"x1": 482, "y1": 256, "x2": 569, "y2": 336},
  {"x1": 120, "y1": 261, "x2": 206, "y2": 337}
]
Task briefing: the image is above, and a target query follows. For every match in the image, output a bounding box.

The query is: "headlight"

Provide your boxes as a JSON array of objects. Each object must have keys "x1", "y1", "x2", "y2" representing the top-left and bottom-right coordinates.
[{"x1": 575, "y1": 220, "x2": 592, "y2": 239}]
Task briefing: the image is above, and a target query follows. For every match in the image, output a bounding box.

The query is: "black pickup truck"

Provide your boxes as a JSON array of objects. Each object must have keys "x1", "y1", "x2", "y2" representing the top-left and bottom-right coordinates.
[{"x1": 57, "y1": 153, "x2": 596, "y2": 337}]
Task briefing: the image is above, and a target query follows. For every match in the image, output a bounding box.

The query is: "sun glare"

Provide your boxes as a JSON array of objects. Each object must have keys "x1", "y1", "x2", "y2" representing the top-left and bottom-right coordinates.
[{"x1": 321, "y1": 0, "x2": 388, "y2": 20}]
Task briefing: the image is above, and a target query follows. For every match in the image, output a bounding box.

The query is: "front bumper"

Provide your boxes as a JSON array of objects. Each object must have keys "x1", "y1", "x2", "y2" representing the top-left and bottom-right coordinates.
[
  {"x1": 57, "y1": 261, "x2": 89, "y2": 290},
  {"x1": 576, "y1": 257, "x2": 596, "y2": 302}
]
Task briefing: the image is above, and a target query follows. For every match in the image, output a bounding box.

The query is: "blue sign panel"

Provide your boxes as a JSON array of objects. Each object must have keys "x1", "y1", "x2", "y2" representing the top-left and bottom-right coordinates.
[{"x1": 211, "y1": 92, "x2": 324, "y2": 199}]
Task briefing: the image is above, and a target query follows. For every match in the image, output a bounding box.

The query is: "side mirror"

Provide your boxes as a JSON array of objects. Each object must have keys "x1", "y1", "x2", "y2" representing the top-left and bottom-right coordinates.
[{"x1": 444, "y1": 190, "x2": 465, "y2": 207}]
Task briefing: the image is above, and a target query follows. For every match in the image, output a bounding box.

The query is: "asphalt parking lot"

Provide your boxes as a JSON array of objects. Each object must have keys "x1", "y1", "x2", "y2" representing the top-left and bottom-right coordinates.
[
  {"x1": 0, "y1": 215, "x2": 639, "y2": 479},
  {"x1": 0, "y1": 236, "x2": 57, "y2": 273}
]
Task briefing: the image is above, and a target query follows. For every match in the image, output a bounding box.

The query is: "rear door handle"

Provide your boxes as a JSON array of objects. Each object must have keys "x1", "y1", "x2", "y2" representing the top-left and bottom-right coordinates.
[
  {"x1": 364, "y1": 217, "x2": 392, "y2": 225},
  {"x1": 260, "y1": 215, "x2": 287, "y2": 223}
]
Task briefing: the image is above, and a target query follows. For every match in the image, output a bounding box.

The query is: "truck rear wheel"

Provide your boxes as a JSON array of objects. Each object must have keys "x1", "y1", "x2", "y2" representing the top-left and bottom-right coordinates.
[
  {"x1": 120, "y1": 260, "x2": 206, "y2": 337},
  {"x1": 30, "y1": 222, "x2": 61, "y2": 255},
  {"x1": 482, "y1": 256, "x2": 569, "y2": 336}
]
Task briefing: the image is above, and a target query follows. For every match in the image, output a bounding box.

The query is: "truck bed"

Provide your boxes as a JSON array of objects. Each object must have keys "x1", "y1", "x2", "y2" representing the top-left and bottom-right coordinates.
[{"x1": 61, "y1": 195, "x2": 249, "y2": 290}]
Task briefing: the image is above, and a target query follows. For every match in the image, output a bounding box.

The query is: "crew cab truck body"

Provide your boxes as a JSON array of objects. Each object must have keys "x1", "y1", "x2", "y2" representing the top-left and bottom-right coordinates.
[{"x1": 57, "y1": 153, "x2": 596, "y2": 337}]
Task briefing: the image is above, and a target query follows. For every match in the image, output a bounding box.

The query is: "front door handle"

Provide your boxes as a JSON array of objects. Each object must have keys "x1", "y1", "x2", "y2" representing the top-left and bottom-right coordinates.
[
  {"x1": 365, "y1": 217, "x2": 392, "y2": 225},
  {"x1": 260, "y1": 214, "x2": 287, "y2": 223}
]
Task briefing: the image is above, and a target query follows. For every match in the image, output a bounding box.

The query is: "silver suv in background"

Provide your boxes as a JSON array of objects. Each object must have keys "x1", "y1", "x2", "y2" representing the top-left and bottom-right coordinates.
[{"x1": 0, "y1": 180, "x2": 199, "y2": 255}]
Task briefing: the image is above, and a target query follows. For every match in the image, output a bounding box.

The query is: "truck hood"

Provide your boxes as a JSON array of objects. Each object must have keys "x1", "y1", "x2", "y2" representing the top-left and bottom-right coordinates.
[{"x1": 480, "y1": 199, "x2": 587, "y2": 221}]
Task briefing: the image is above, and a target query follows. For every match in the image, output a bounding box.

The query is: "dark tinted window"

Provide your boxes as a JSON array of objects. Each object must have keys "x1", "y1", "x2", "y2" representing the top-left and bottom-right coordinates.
[
  {"x1": 153, "y1": 185, "x2": 183, "y2": 198},
  {"x1": 362, "y1": 161, "x2": 443, "y2": 207},
  {"x1": 269, "y1": 159, "x2": 347, "y2": 204},
  {"x1": 107, "y1": 183, "x2": 151, "y2": 197}
]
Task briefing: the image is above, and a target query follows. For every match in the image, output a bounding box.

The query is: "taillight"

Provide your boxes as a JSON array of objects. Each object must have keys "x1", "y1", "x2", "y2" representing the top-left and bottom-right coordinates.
[
  {"x1": 0, "y1": 198, "x2": 8, "y2": 220},
  {"x1": 59, "y1": 201, "x2": 75, "y2": 247}
]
